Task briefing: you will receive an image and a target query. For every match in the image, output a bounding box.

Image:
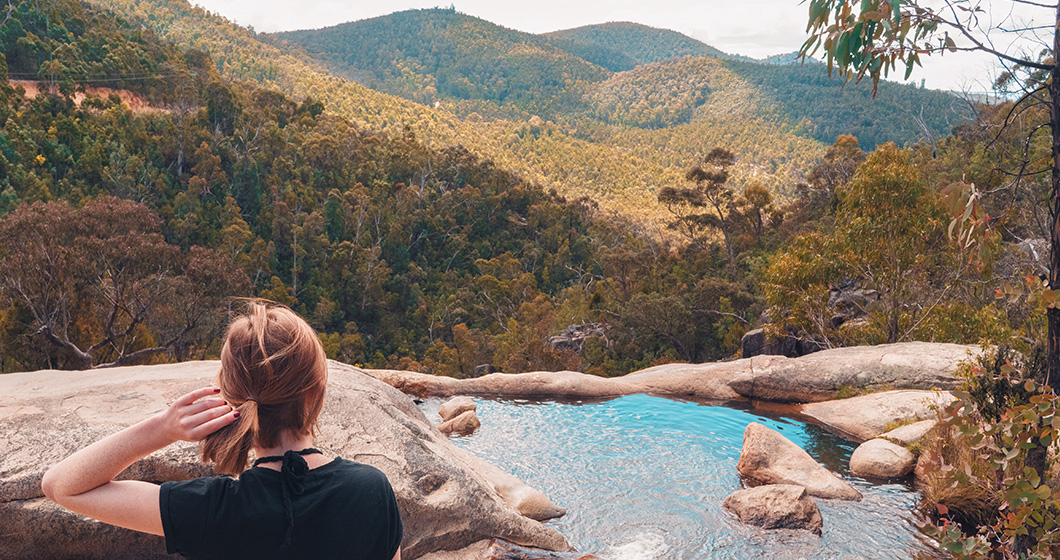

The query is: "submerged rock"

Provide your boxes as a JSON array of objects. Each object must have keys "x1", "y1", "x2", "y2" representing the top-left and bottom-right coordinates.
[
  {"x1": 849, "y1": 439, "x2": 916, "y2": 479},
  {"x1": 439, "y1": 396, "x2": 477, "y2": 422},
  {"x1": 419, "y1": 539, "x2": 599, "y2": 560},
  {"x1": 723, "y1": 484, "x2": 823, "y2": 535},
  {"x1": 736, "y1": 422, "x2": 862, "y2": 501},
  {"x1": 0, "y1": 361, "x2": 568, "y2": 559},
  {"x1": 438, "y1": 409, "x2": 482, "y2": 436}
]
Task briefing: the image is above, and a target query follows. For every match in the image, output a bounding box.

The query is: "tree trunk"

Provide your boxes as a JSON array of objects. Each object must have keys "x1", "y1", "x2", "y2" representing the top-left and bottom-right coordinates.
[
  {"x1": 1026, "y1": 13, "x2": 1060, "y2": 558},
  {"x1": 1049, "y1": 5, "x2": 1060, "y2": 391}
]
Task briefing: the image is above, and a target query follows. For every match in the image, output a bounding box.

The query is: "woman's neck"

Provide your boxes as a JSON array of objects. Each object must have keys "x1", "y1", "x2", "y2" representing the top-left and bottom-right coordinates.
[{"x1": 252, "y1": 432, "x2": 330, "y2": 470}]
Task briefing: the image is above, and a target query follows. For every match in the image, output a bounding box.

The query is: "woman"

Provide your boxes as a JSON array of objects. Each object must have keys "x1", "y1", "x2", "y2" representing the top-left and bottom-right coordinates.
[{"x1": 41, "y1": 301, "x2": 403, "y2": 560}]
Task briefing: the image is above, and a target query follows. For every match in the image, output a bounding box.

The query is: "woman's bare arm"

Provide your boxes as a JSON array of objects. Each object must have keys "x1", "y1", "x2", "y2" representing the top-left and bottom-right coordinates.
[{"x1": 41, "y1": 387, "x2": 237, "y2": 535}]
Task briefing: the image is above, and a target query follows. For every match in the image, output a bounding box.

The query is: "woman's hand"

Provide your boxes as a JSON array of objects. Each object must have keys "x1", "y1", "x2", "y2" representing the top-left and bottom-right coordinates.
[
  {"x1": 41, "y1": 386, "x2": 239, "y2": 536},
  {"x1": 158, "y1": 387, "x2": 238, "y2": 443}
]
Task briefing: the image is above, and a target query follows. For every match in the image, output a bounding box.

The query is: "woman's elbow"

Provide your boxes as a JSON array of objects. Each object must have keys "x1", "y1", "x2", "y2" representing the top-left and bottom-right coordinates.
[{"x1": 41, "y1": 466, "x2": 67, "y2": 503}]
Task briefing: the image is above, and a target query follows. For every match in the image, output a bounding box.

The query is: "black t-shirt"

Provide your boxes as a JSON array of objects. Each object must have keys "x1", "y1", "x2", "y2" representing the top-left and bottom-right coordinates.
[{"x1": 159, "y1": 458, "x2": 403, "y2": 560}]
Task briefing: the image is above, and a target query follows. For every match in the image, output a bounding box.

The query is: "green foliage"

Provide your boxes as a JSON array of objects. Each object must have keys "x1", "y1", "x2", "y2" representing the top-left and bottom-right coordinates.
[
  {"x1": 919, "y1": 348, "x2": 1060, "y2": 558},
  {"x1": 767, "y1": 141, "x2": 1007, "y2": 346}
]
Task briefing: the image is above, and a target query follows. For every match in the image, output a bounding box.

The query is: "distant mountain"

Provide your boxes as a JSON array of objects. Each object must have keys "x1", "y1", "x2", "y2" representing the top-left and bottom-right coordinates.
[
  {"x1": 544, "y1": 22, "x2": 730, "y2": 71},
  {"x1": 723, "y1": 59, "x2": 967, "y2": 148},
  {"x1": 270, "y1": 8, "x2": 608, "y2": 115}
]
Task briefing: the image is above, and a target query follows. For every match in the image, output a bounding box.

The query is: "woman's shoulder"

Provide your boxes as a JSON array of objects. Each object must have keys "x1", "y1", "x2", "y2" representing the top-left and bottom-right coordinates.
[{"x1": 325, "y1": 458, "x2": 391, "y2": 481}]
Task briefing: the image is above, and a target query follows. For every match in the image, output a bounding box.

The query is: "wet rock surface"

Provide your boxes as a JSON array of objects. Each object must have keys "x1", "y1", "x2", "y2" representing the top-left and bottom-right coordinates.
[
  {"x1": 736, "y1": 422, "x2": 862, "y2": 501},
  {"x1": 438, "y1": 396, "x2": 477, "y2": 422},
  {"x1": 849, "y1": 439, "x2": 916, "y2": 479},
  {"x1": 723, "y1": 484, "x2": 824, "y2": 535}
]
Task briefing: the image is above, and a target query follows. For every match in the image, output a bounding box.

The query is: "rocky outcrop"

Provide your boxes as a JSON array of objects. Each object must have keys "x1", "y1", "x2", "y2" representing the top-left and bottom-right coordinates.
[
  {"x1": 439, "y1": 396, "x2": 477, "y2": 422},
  {"x1": 799, "y1": 390, "x2": 954, "y2": 441},
  {"x1": 438, "y1": 409, "x2": 482, "y2": 436},
  {"x1": 367, "y1": 342, "x2": 974, "y2": 406},
  {"x1": 740, "y1": 328, "x2": 824, "y2": 359},
  {"x1": 736, "y1": 423, "x2": 862, "y2": 501},
  {"x1": 547, "y1": 323, "x2": 607, "y2": 353},
  {"x1": 849, "y1": 439, "x2": 916, "y2": 478},
  {"x1": 0, "y1": 361, "x2": 568, "y2": 560},
  {"x1": 723, "y1": 484, "x2": 823, "y2": 535},
  {"x1": 828, "y1": 279, "x2": 879, "y2": 328},
  {"x1": 728, "y1": 343, "x2": 973, "y2": 403}
]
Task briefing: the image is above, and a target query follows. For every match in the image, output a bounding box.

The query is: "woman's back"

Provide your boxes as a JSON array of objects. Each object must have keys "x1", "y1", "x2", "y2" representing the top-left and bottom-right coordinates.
[{"x1": 162, "y1": 457, "x2": 403, "y2": 560}]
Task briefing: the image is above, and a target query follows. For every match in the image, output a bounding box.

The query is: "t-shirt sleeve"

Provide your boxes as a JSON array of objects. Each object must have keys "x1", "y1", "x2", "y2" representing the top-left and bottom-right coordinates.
[
  {"x1": 159, "y1": 477, "x2": 224, "y2": 556},
  {"x1": 380, "y1": 473, "x2": 403, "y2": 559}
]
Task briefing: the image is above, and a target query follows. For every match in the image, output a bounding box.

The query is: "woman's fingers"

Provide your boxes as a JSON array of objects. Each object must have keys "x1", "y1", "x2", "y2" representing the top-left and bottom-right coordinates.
[
  {"x1": 187, "y1": 408, "x2": 239, "y2": 440},
  {"x1": 175, "y1": 387, "x2": 221, "y2": 407},
  {"x1": 183, "y1": 398, "x2": 228, "y2": 416},
  {"x1": 183, "y1": 401, "x2": 234, "y2": 433}
]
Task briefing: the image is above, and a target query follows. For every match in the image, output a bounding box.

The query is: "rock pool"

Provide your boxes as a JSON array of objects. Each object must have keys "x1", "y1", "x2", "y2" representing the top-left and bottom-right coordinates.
[{"x1": 422, "y1": 393, "x2": 943, "y2": 560}]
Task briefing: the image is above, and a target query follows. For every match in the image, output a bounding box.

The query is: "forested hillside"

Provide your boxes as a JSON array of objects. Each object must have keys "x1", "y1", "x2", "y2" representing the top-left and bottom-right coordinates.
[
  {"x1": 272, "y1": 10, "x2": 966, "y2": 151},
  {"x1": 271, "y1": 8, "x2": 608, "y2": 115},
  {"x1": 544, "y1": 22, "x2": 730, "y2": 71}
]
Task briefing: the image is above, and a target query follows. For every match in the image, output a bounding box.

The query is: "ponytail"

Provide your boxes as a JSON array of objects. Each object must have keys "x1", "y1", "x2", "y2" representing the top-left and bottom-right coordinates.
[
  {"x1": 202, "y1": 399, "x2": 259, "y2": 474},
  {"x1": 201, "y1": 301, "x2": 328, "y2": 475}
]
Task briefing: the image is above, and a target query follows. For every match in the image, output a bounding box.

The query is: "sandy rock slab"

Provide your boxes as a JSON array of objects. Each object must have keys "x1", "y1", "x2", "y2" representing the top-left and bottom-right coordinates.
[
  {"x1": 0, "y1": 361, "x2": 567, "y2": 560},
  {"x1": 849, "y1": 439, "x2": 916, "y2": 479},
  {"x1": 799, "y1": 390, "x2": 954, "y2": 441},
  {"x1": 723, "y1": 484, "x2": 824, "y2": 535},
  {"x1": 737, "y1": 422, "x2": 861, "y2": 501}
]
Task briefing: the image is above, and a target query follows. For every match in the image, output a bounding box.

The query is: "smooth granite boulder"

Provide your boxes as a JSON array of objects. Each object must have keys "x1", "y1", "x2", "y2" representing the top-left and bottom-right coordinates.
[
  {"x1": 438, "y1": 396, "x2": 477, "y2": 422},
  {"x1": 736, "y1": 423, "x2": 862, "y2": 501},
  {"x1": 367, "y1": 343, "x2": 975, "y2": 408},
  {"x1": 849, "y1": 439, "x2": 916, "y2": 478},
  {"x1": 438, "y1": 409, "x2": 482, "y2": 436},
  {"x1": 723, "y1": 484, "x2": 823, "y2": 535},
  {"x1": 728, "y1": 342, "x2": 975, "y2": 403},
  {"x1": 0, "y1": 361, "x2": 568, "y2": 560}
]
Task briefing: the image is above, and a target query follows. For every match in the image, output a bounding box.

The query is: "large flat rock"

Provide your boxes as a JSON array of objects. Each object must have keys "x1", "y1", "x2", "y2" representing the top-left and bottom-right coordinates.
[
  {"x1": 367, "y1": 343, "x2": 974, "y2": 408},
  {"x1": 728, "y1": 343, "x2": 975, "y2": 403},
  {"x1": 799, "y1": 390, "x2": 955, "y2": 441},
  {"x1": 0, "y1": 361, "x2": 568, "y2": 559},
  {"x1": 620, "y1": 361, "x2": 744, "y2": 400},
  {"x1": 367, "y1": 369, "x2": 640, "y2": 400}
]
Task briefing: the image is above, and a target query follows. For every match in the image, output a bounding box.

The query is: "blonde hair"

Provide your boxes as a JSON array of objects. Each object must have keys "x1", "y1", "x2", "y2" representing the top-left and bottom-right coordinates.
[{"x1": 202, "y1": 300, "x2": 328, "y2": 474}]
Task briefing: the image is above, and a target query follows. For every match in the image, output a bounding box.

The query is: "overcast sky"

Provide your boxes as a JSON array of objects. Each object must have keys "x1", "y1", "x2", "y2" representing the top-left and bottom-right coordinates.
[{"x1": 189, "y1": 0, "x2": 1034, "y2": 93}]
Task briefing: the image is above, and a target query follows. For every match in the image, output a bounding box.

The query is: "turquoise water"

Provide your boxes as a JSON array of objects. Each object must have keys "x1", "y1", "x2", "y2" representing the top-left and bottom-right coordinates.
[{"x1": 425, "y1": 393, "x2": 943, "y2": 560}]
